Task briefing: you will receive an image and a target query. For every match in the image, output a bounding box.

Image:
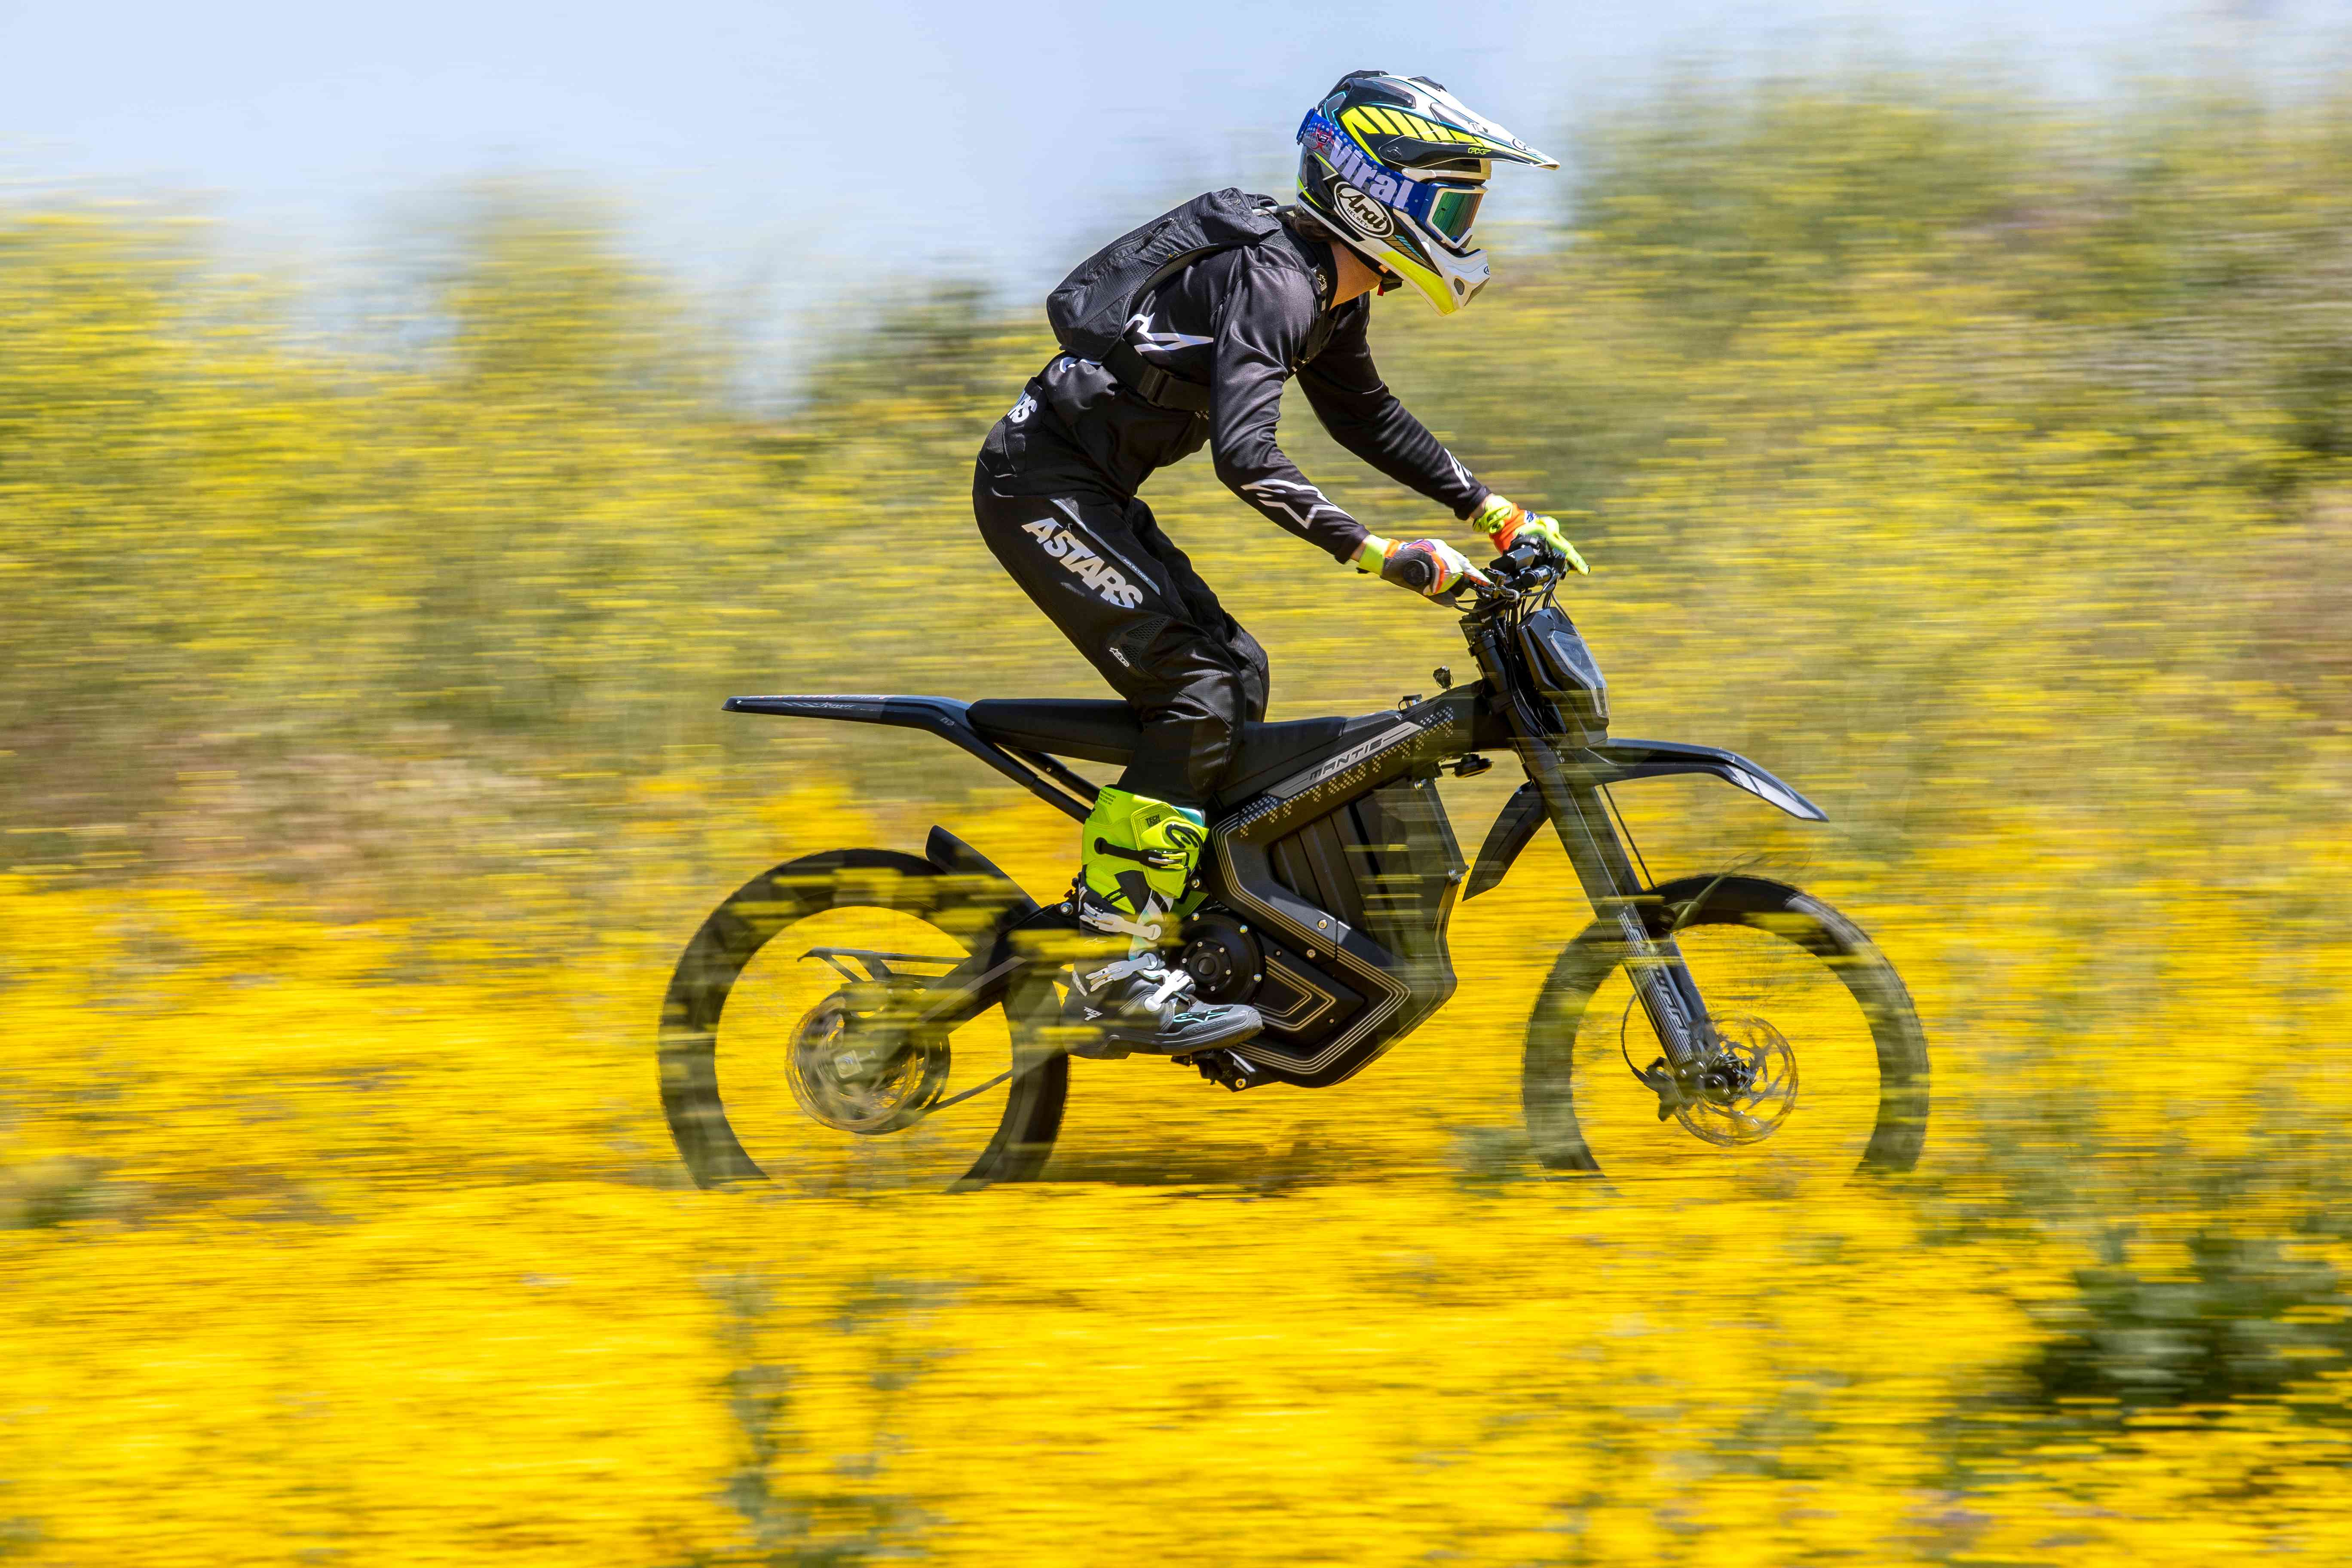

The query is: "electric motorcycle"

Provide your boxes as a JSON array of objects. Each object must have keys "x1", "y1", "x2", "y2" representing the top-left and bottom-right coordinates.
[{"x1": 658, "y1": 545, "x2": 1928, "y2": 1189}]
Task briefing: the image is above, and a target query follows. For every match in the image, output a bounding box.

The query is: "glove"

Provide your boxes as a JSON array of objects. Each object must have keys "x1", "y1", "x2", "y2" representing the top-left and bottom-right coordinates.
[
  {"x1": 1354, "y1": 534, "x2": 1492, "y2": 600},
  {"x1": 1470, "y1": 495, "x2": 1590, "y2": 575}
]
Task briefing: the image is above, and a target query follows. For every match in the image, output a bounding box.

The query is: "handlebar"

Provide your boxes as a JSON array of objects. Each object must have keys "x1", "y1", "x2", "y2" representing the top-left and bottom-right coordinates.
[{"x1": 1448, "y1": 541, "x2": 1563, "y2": 609}]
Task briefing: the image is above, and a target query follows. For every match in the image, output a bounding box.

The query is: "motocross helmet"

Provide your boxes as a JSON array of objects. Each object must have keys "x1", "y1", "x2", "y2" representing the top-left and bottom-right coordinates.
[{"x1": 1295, "y1": 70, "x2": 1558, "y2": 315}]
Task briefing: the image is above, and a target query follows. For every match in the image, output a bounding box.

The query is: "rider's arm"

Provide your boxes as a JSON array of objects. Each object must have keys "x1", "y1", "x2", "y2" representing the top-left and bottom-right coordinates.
[
  {"x1": 1297, "y1": 302, "x2": 1491, "y2": 521},
  {"x1": 1206, "y1": 259, "x2": 1372, "y2": 563}
]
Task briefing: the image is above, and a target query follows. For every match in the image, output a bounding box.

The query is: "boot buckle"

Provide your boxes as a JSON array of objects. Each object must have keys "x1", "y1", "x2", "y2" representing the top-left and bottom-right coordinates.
[
  {"x1": 1142, "y1": 965, "x2": 1194, "y2": 1012},
  {"x1": 1076, "y1": 904, "x2": 1165, "y2": 944}
]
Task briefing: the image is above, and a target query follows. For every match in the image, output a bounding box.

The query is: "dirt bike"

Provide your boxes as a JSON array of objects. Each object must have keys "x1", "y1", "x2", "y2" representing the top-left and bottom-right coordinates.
[{"x1": 657, "y1": 544, "x2": 1928, "y2": 1191}]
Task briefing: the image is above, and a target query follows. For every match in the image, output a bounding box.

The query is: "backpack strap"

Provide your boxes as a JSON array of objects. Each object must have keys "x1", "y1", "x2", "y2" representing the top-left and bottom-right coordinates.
[
  {"x1": 1102, "y1": 339, "x2": 1212, "y2": 413},
  {"x1": 1096, "y1": 226, "x2": 1314, "y2": 416},
  {"x1": 1094, "y1": 242, "x2": 1227, "y2": 414}
]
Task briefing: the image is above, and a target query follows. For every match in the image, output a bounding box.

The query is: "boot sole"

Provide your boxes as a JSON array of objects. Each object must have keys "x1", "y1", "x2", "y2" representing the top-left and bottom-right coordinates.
[{"x1": 1067, "y1": 1005, "x2": 1263, "y2": 1059}]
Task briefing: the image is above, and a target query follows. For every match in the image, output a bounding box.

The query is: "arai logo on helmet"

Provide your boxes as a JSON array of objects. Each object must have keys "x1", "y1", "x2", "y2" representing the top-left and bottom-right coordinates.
[{"x1": 1332, "y1": 181, "x2": 1394, "y2": 238}]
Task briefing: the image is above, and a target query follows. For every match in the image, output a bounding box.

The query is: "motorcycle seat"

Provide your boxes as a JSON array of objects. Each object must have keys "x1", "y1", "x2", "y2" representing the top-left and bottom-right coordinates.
[{"x1": 966, "y1": 698, "x2": 1390, "y2": 804}]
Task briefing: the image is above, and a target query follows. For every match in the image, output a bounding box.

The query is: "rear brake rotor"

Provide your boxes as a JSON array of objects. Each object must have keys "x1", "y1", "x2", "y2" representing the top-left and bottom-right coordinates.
[{"x1": 782, "y1": 989, "x2": 949, "y2": 1134}]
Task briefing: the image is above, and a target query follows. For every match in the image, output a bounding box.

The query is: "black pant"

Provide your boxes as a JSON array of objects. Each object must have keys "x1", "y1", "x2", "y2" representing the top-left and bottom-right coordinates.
[{"x1": 974, "y1": 462, "x2": 1268, "y2": 805}]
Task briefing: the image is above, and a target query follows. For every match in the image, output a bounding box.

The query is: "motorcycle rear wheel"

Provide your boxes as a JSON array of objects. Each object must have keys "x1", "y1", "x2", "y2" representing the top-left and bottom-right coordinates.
[
  {"x1": 1522, "y1": 874, "x2": 1929, "y2": 1182},
  {"x1": 658, "y1": 848, "x2": 1066, "y2": 1191}
]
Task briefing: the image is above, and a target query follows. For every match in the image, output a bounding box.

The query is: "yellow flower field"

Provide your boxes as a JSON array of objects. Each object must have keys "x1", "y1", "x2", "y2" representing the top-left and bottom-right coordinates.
[{"x1": 8, "y1": 772, "x2": 2352, "y2": 1565}]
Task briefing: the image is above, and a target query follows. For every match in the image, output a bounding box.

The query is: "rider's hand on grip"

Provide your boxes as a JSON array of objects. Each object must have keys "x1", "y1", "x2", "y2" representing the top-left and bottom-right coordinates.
[
  {"x1": 1373, "y1": 536, "x2": 1491, "y2": 601},
  {"x1": 1470, "y1": 495, "x2": 1591, "y2": 575}
]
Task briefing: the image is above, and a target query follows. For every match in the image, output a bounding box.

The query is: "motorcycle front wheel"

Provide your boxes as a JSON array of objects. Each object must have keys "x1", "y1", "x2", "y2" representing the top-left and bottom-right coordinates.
[
  {"x1": 1522, "y1": 874, "x2": 1929, "y2": 1184},
  {"x1": 658, "y1": 849, "x2": 1066, "y2": 1192}
]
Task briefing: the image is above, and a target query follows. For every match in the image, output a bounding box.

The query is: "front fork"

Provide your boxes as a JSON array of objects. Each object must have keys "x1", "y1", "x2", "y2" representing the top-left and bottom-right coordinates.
[
  {"x1": 1550, "y1": 778, "x2": 1721, "y2": 1115},
  {"x1": 1475, "y1": 631, "x2": 1719, "y2": 1115}
]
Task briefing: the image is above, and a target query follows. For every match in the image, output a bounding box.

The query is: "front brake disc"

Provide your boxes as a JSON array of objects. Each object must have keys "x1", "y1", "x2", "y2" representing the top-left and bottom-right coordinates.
[{"x1": 1673, "y1": 1012, "x2": 1798, "y2": 1147}]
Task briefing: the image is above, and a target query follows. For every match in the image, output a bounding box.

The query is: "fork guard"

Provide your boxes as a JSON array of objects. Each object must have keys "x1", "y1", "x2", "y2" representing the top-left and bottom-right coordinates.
[{"x1": 1462, "y1": 740, "x2": 1827, "y2": 903}]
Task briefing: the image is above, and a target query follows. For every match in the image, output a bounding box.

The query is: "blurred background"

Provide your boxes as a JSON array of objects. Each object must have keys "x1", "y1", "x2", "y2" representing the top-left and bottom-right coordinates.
[{"x1": 8, "y1": 1, "x2": 2352, "y2": 1562}]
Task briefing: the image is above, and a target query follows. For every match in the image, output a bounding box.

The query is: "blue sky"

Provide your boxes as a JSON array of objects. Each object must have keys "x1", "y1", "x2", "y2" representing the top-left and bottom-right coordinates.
[{"x1": 3, "y1": 0, "x2": 2343, "y2": 325}]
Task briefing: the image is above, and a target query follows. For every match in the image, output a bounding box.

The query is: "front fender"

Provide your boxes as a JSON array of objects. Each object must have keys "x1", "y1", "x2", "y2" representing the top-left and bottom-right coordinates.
[
  {"x1": 1461, "y1": 741, "x2": 1825, "y2": 903},
  {"x1": 1580, "y1": 739, "x2": 1825, "y2": 823}
]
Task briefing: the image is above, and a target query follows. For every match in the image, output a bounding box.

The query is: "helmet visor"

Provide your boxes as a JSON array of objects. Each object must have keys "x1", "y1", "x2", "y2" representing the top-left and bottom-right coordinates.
[{"x1": 1424, "y1": 184, "x2": 1484, "y2": 247}]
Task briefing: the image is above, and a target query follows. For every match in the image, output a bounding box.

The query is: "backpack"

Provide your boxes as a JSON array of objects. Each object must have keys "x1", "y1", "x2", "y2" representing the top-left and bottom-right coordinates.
[{"x1": 1045, "y1": 188, "x2": 1284, "y2": 368}]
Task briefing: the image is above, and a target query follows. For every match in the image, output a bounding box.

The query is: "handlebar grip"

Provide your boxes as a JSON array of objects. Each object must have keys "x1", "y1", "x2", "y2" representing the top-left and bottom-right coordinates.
[{"x1": 1394, "y1": 556, "x2": 1437, "y2": 594}]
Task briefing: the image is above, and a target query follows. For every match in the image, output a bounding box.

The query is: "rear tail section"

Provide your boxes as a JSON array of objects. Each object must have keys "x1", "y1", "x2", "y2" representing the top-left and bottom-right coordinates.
[{"x1": 723, "y1": 693, "x2": 1093, "y2": 821}]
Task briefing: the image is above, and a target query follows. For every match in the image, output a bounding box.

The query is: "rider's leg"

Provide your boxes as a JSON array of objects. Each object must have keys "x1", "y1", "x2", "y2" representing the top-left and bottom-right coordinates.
[
  {"x1": 1112, "y1": 502, "x2": 1266, "y2": 921},
  {"x1": 1123, "y1": 502, "x2": 1270, "y2": 731},
  {"x1": 974, "y1": 475, "x2": 1263, "y2": 1054}
]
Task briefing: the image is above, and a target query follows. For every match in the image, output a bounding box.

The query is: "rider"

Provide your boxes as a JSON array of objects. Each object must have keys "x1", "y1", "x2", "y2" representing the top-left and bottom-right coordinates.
[{"x1": 974, "y1": 69, "x2": 1589, "y2": 1056}]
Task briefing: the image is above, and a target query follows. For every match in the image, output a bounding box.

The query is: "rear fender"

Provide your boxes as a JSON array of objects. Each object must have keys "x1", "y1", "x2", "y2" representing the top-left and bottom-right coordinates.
[
  {"x1": 924, "y1": 826, "x2": 1039, "y2": 922},
  {"x1": 724, "y1": 694, "x2": 1092, "y2": 822}
]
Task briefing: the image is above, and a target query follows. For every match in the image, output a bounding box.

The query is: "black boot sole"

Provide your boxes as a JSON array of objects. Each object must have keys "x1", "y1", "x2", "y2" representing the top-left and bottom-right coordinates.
[{"x1": 1067, "y1": 1004, "x2": 1264, "y2": 1059}]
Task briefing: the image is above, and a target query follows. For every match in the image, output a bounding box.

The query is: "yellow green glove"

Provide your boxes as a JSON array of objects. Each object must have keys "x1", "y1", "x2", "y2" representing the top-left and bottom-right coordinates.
[{"x1": 1470, "y1": 495, "x2": 1590, "y2": 575}]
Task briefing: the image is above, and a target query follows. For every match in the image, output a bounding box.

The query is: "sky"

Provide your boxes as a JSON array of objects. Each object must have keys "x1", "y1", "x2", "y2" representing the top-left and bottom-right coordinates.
[{"x1": 3, "y1": 0, "x2": 2345, "y2": 338}]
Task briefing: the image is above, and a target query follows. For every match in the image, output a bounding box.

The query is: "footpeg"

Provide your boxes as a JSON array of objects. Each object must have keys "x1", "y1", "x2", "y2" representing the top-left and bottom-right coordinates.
[{"x1": 1177, "y1": 1048, "x2": 1277, "y2": 1093}]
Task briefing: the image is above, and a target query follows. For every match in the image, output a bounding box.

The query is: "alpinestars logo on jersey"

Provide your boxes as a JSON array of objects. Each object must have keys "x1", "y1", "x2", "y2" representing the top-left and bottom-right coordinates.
[
  {"x1": 1240, "y1": 477, "x2": 1347, "y2": 530},
  {"x1": 1022, "y1": 519, "x2": 1145, "y2": 608},
  {"x1": 1125, "y1": 311, "x2": 1213, "y2": 356}
]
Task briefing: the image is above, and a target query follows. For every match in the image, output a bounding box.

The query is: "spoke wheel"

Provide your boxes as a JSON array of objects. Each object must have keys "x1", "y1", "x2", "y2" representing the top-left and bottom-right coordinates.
[
  {"x1": 659, "y1": 849, "x2": 1066, "y2": 1191},
  {"x1": 1524, "y1": 875, "x2": 1928, "y2": 1185}
]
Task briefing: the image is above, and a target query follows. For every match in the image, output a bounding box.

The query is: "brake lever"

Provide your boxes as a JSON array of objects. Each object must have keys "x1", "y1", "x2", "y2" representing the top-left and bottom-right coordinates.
[{"x1": 1442, "y1": 576, "x2": 1518, "y2": 609}]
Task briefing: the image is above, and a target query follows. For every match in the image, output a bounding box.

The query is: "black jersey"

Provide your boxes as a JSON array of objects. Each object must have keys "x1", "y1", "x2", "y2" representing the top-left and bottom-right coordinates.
[{"x1": 982, "y1": 211, "x2": 1491, "y2": 564}]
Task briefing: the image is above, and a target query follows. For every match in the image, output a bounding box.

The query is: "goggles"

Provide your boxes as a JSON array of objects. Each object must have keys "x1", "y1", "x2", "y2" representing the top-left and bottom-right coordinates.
[{"x1": 1415, "y1": 182, "x2": 1485, "y2": 248}]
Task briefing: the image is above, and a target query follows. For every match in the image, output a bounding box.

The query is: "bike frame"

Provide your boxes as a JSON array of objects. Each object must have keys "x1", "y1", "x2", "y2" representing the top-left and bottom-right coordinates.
[{"x1": 722, "y1": 552, "x2": 1826, "y2": 1105}]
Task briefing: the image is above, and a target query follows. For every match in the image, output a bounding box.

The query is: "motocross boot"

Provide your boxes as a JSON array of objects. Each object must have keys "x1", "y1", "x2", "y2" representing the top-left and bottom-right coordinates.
[{"x1": 1060, "y1": 788, "x2": 1261, "y2": 1059}]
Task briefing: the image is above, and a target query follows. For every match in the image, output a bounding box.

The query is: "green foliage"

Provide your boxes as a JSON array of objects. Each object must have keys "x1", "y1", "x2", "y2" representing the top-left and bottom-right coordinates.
[
  {"x1": 1571, "y1": 73, "x2": 2048, "y2": 337},
  {"x1": 2024, "y1": 1231, "x2": 2352, "y2": 1414}
]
